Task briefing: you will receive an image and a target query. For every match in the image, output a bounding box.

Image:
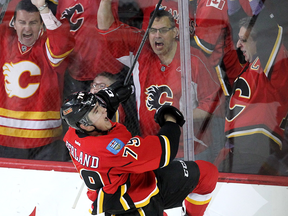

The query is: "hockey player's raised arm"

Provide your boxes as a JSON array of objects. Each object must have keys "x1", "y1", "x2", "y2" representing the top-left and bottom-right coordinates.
[
  {"x1": 98, "y1": 0, "x2": 114, "y2": 30},
  {"x1": 155, "y1": 105, "x2": 185, "y2": 166},
  {"x1": 156, "y1": 121, "x2": 181, "y2": 167}
]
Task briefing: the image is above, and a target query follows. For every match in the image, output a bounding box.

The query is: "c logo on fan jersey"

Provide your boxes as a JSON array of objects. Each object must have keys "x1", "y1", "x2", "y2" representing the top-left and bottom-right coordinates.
[
  {"x1": 226, "y1": 77, "x2": 250, "y2": 122},
  {"x1": 3, "y1": 61, "x2": 40, "y2": 98},
  {"x1": 145, "y1": 85, "x2": 173, "y2": 111},
  {"x1": 61, "y1": 3, "x2": 84, "y2": 32}
]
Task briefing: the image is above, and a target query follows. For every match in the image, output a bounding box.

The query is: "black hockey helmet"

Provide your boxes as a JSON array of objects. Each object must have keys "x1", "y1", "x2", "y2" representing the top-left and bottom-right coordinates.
[{"x1": 61, "y1": 91, "x2": 106, "y2": 133}]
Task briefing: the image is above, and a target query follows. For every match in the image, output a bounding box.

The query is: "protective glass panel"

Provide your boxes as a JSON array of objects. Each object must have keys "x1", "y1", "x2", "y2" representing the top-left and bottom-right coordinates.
[{"x1": 0, "y1": 0, "x2": 287, "y2": 178}]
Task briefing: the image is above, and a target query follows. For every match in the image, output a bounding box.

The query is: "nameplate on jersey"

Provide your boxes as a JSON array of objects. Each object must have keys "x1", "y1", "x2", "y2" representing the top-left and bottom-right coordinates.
[{"x1": 106, "y1": 138, "x2": 125, "y2": 155}]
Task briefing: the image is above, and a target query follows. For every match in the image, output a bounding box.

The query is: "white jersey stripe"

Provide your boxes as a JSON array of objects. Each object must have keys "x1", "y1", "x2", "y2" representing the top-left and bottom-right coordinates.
[
  {"x1": 0, "y1": 116, "x2": 61, "y2": 129},
  {"x1": 227, "y1": 127, "x2": 282, "y2": 149},
  {"x1": 186, "y1": 192, "x2": 213, "y2": 205},
  {"x1": 264, "y1": 25, "x2": 283, "y2": 76},
  {"x1": 45, "y1": 43, "x2": 65, "y2": 66}
]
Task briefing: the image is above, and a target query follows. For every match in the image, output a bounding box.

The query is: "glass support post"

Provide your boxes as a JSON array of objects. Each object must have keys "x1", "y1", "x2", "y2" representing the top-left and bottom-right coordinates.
[{"x1": 178, "y1": 0, "x2": 195, "y2": 161}]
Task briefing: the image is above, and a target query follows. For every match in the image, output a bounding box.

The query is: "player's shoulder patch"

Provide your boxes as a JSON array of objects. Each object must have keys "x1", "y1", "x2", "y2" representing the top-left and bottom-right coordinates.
[
  {"x1": 106, "y1": 138, "x2": 125, "y2": 155},
  {"x1": 206, "y1": 0, "x2": 225, "y2": 10}
]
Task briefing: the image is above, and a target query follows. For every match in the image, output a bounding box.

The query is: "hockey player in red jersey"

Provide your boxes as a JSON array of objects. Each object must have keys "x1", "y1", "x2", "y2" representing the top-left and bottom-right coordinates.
[
  {"x1": 61, "y1": 82, "x2": 218, "y2": 215},
  {"x1": 0, "y1": 0, "x2": 74, "y2": 160}
]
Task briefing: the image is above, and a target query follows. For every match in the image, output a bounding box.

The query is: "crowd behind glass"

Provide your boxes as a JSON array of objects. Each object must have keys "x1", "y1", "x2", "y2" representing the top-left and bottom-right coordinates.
[{"x1": 0, "y1": 0, "x2": 287, "y2": 177}]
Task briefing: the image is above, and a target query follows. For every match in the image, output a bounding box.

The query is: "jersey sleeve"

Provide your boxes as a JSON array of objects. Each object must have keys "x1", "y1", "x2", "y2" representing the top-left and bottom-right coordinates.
[
  {"x1": 44, "y1": 15, "x2": 74, "y2": 68},
  {"x1": 253, "y1": 7, "x2": 283, "y2": 77},
  {"x1": 56, "y1": 0, "x2": 119, "y2": 27},
  {"x1": 157, "y1": 121, "x2": 181, "y2": 166},
  {"x1": 191, "y1": 49, "x2": 222, "y2": 114},
  {"x1": 238, "y1": 0, "x2": 253, "y2": 16},
  {"x1": 116, "y1": 122, "x2": 181, "y2": 173},
  {"x1": 191, "y1": 0, "x2": 228, "y2": 55},
  {"x1": 97, "y1": 20, "x2": 144, "y2": 63}
]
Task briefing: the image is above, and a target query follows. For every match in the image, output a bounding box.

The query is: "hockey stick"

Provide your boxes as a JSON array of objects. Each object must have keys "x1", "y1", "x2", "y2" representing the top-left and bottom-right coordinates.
[
  {"x1": 72, "y1": 181, "x2": 85, "y2": 209},
  {"x1": 123, "y1": 0, "x2": 163, "y2": 86},
  {"x1": 0, "y1": 0, "x2": 11, "y2": 24}
]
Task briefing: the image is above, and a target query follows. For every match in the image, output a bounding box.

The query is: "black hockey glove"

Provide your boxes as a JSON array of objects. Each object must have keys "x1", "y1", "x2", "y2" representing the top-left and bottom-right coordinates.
[
  {"x1": 96, "y1": 81, "x2": 134, "y2": 119},
  {"x1": 110, "y1": 81, "x2": 134, "y2": 103},
  {"x1": 154, "y1": 105, "x2": 185, "y2": 127}
]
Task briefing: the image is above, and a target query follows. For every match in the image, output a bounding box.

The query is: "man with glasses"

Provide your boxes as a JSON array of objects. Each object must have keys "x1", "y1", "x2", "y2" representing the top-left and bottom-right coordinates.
[
  {"x1": 97, "y1": 0, "x2": 222, "y2": 163},
  {"x1": 90, "y1": 72, "x2": 126, "y2": 124},
  {"x1": 221, "y1": 11, "x2": 288, "y2": 175},
  {"x1": 90, "y1": 72, "x2": 116, "y2": 94}
]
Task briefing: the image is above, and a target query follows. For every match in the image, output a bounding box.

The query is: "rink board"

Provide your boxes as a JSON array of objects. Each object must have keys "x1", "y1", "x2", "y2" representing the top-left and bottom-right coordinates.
[{"x1": 1, "y1": 158, "x2": 288, "y2": 216}]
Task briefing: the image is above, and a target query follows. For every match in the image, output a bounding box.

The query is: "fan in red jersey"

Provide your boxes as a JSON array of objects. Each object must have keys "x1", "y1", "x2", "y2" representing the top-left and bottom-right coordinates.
[
  {"x1": 97, "y1": 0, "x2": 223, "y2": 160},
  {"x1": 56, "y1": 0, "x2": 141, "y2": 137},
  {"x1": 221, "y1": 8, "x2": 288, "y2": 175},
  {"x1": 0, "y1": 0, "x2": 74, "y2": 161},
  {"x1": 136, "y1": 0, "x2": 242, "y2": 96},
  {"x1": 55, "y1": 0, "x2": 125, "y2": 92}
]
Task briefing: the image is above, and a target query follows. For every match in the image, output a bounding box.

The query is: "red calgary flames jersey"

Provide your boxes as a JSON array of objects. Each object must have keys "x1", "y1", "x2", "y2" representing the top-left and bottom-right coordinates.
[
  {"x1": 0, "y1": 23, "x2": 74, "y2": 148},
  {"x1": 98, "y1": 21, "x2": 221, "y2": 138},
  {"x1": 137, "y1": 0, "x2": 241, "y2": 97},
  {"x1": 56, "y1": 0, "x2": 124, "y2": 81},
  {"x1": 64, "y1": 122, "x2": 173, "y2": 214},
  {"x1": 225, "y1": 42, "x2": 288, "y2": 150}
]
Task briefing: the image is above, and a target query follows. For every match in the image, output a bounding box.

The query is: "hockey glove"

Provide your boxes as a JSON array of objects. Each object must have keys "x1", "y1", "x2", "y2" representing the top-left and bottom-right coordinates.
[
  {"x1": 110, "y1": 80, "x2": 134, "y2": 103},
  {"x1": 154, "y1": 105, "x2": 185, "y2": 127},
  {"x1": 96, "y1": 81, "x2": 134, "y2": 119}
]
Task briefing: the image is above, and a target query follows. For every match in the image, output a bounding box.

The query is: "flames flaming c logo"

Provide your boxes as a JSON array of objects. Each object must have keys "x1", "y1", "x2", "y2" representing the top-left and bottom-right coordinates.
[{"x1": 145, "y1": 85, "x2": 173, "y2": 111}]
